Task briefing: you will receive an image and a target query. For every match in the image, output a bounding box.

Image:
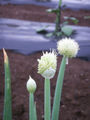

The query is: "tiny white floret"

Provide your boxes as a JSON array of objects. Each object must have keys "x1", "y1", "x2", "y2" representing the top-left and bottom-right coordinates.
[
  {"x1": 26, "y1": 76, "x2": 37, "y2": 93},
  {"x1": 57, "y1": 38, "x2": 79, "y2": 58}
]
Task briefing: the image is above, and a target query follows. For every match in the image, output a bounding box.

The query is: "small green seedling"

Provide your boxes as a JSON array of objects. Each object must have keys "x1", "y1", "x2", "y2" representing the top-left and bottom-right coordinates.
[{"x1": 37, "y1": 0, "x2": 77, "y2": 38}]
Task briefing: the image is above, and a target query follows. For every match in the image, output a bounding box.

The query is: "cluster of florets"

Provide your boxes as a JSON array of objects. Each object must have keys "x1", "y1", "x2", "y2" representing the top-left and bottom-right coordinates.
[
  {"x1": 57, "y1": 38, "x2": 79, "y2": 58},
  {"x1": 37, "y1": 50, "x2": 57, "y2": 79}
]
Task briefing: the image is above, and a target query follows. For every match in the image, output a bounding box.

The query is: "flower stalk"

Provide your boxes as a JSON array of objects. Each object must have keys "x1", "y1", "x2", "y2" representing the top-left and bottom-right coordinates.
[
  {"x1": 29, "y1": 93, "x2": 37, "y2": 120},
  {"x1": 44, "y1": 78, "x2": 51, "y2": 120},
  {"x1": 3, "y1": 49, "x2": 12, "y2": 120},
  {"x1": 33, "y1": 102, "x2": 37, "y2": 120},
  {"x1": 29, "y1": 93, "x2": 34, "y2": 120},
  {"x1": 52, "y1": 56, "x2": 66, "y2": 120},
  {"x1": 52, "y1": 38, "x2": 79, "y2": 120}
]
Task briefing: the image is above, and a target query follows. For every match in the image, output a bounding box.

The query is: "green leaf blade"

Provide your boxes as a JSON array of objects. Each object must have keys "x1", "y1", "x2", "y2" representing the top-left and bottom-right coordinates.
[{"x1": 3, "y1": 49, "x2": 12, "y2": 120}]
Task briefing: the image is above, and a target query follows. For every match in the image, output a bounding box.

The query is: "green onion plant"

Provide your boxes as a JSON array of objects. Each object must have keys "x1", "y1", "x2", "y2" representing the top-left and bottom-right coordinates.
[{"x1": 1, "y1": 37, "x2": 79, "y2": 120}]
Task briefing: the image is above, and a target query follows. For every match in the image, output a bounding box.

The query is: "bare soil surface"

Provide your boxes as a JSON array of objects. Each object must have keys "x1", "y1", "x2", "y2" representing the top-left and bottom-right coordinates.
[
  {"x1": 0, "y1": 50, "x2": 90, "y2": 120},
  {"x1": 0, "y1": 4, "x2": 90, "y2": 26}
]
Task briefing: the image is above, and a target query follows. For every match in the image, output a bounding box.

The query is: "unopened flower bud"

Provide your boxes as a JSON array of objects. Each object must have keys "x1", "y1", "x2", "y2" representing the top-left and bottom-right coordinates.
[
  {"x1": 37, "y1": 50, "x2": 57, "y2": 79},
  {"x1": 42, "y1": 67, "x2": 56, "y2": 79},
  {"x1": 26, "y1": 76, "x2": 36, "y2": 93},
  {"x1": 57, "y1": 38, "x2": 79, "y2": 58}
]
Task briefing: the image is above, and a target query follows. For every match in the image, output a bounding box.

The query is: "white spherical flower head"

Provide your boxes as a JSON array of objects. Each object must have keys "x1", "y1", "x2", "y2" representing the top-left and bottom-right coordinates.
[
  {"x1": 57, "y1": 38, "x2": 79, "y2": 58},
  {"x1": 26, "y1": 76, "x2": 37, "y2": 93},
  {"x1": 37, "y1": 50, "x2": 57, "y2": 79}
]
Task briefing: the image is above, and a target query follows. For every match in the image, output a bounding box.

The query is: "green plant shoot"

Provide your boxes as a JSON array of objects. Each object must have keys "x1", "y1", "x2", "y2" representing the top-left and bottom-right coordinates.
[
  {"x1": 52, "y1": 56, "x2": 66, "y2": 120},
  {"x1": 26, "y1": 76, "x2": 37, "y2": 120},
  {"x1": 3, "y1": 48, "x2": 12, "y2": 120},
  {"x1": 44, "y1": 78, "x2": 51, "y2": 120},
  {"x1": 29, "y1": 93, "x2": 34, "y2": 120}
]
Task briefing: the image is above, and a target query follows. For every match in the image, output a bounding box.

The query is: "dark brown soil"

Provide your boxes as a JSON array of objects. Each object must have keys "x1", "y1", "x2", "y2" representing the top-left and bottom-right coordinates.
[
  {"x1": 0, "y1": 4, "x2": 90, "y2": 26},
  {"x1": 0, "y1": 50, "x2": 90, "y2": 120}
]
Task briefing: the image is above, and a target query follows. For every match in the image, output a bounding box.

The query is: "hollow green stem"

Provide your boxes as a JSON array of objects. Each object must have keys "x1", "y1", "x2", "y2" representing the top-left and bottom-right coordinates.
[
  {"x1": 44, "y1": 78, "x2": 51, "y2": 120},
  {"x1": 33, "y1": 102, "x2": 37, "y2": 120},
  {"x1": 29, "y1": 93, "x2": 34, "y2": 120},
  {"x1": 52, "y1": 56, "x2": 66, "y2": 120},
  {"x1": 3, "y1": 49, "x2": 12, "y2": 120}
]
